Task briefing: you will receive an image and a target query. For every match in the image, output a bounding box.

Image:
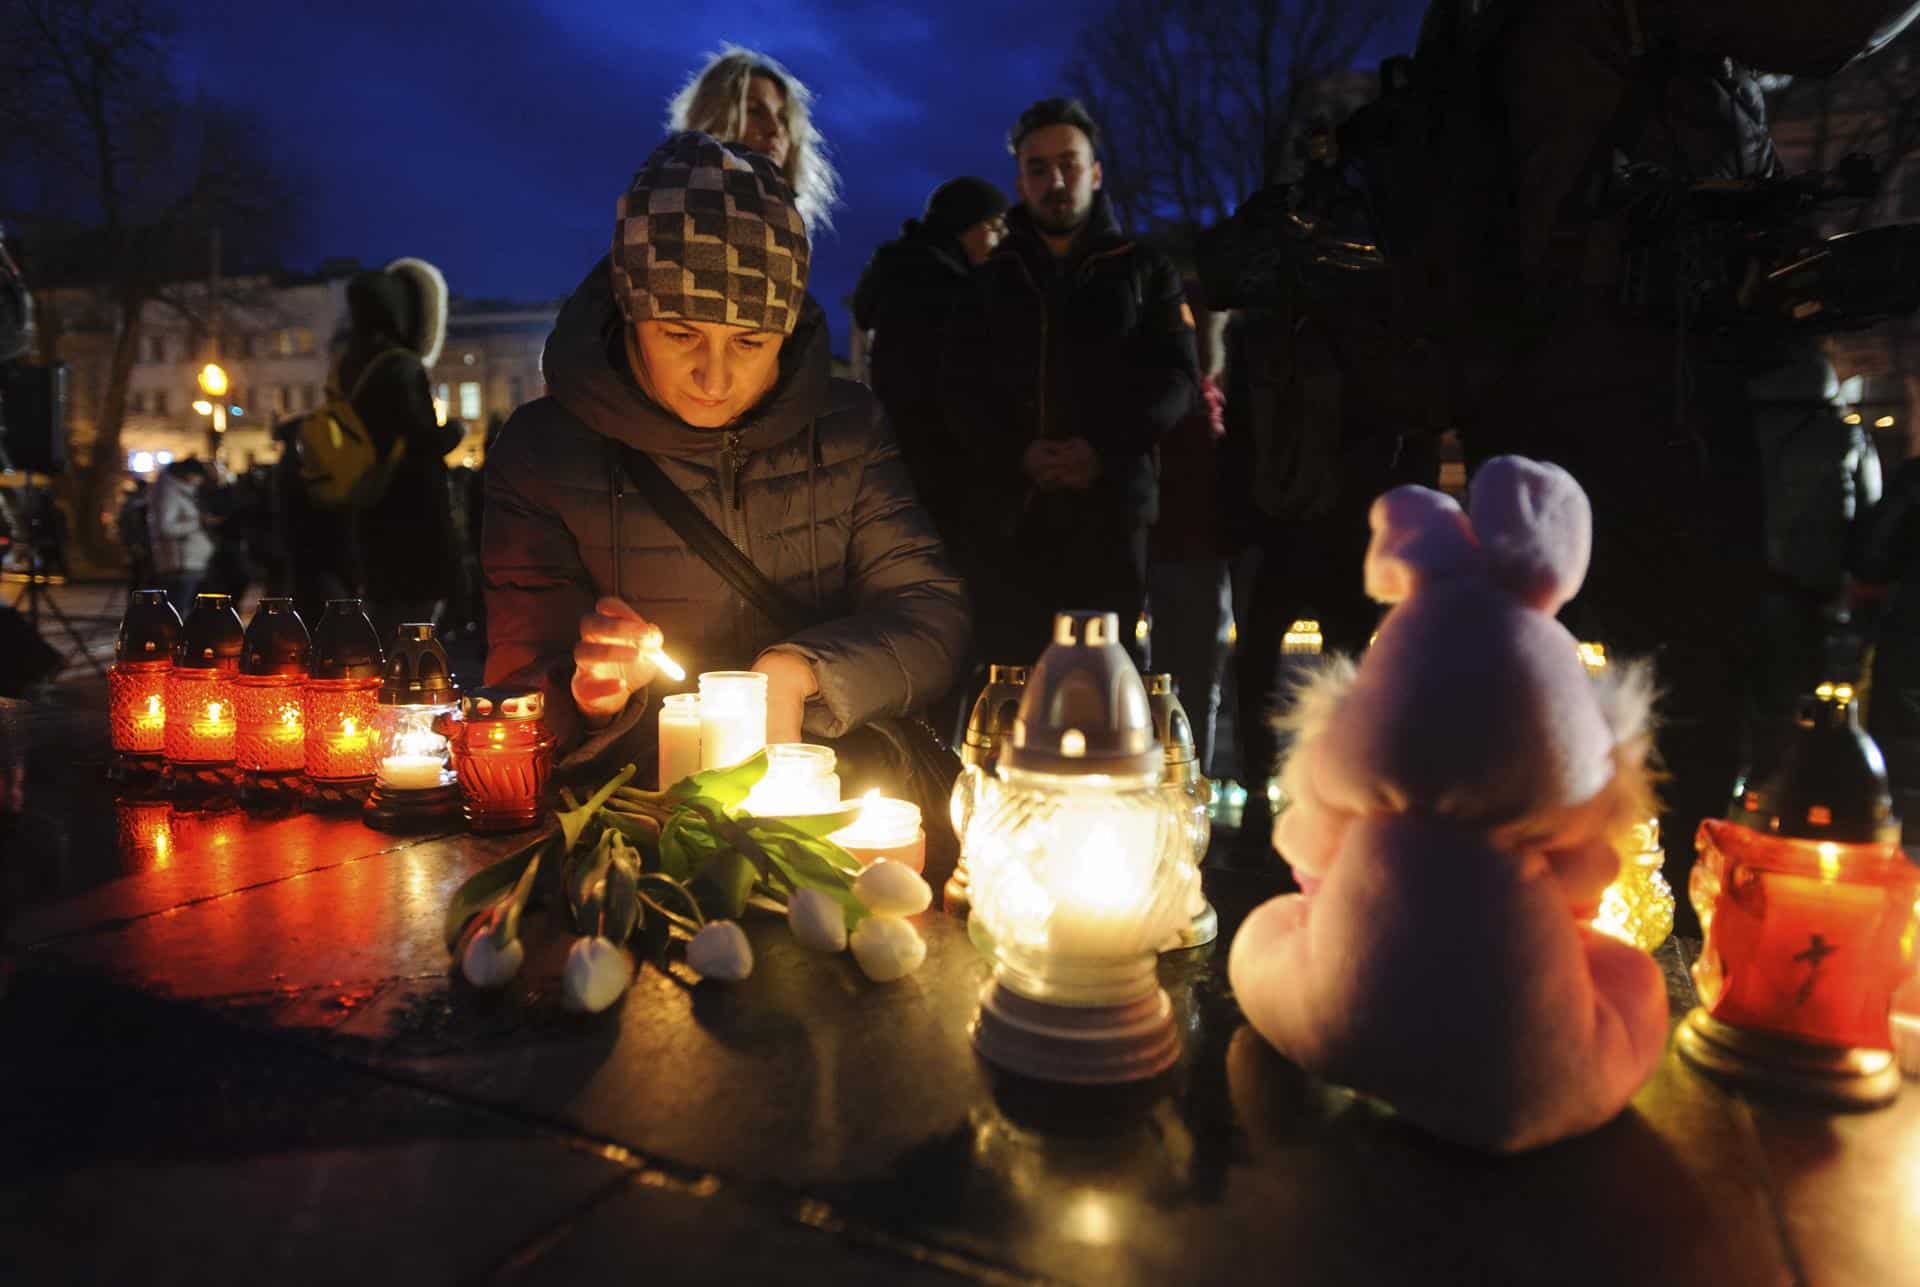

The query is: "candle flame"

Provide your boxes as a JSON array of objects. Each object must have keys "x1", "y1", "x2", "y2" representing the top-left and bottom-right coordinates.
[
  {"x1": 341, "y1": 717, "x2": 357, "y2": 736},
  {"x1": 1817, "y1": 841, "x2": 1842, "y2": 882},
  {"x1": 281, "y1": 706, "x2": 301, "y2": 728},
  {"x1": 145, "y1": 695, "x2": 162, "y2": 716},
  {"x1": 647, "y1": 647, "x2": 686, "y2": 683},
  {"x1": 206, "y1": 702, "x2": 223, "y2": 722}
]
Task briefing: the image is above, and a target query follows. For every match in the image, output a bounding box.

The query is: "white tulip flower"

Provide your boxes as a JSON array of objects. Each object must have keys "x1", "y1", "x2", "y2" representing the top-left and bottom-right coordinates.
[
  {"x1": 850, "y1": 915, "x2": 927, "y2": 982},
  {"x1": 460, "y1": 921, "x2": 525, "y2": 989},
  {"x1": 563, "y1": 936, "x2": 635, "y2": 1013},
  {"x1": 686, "y1": 920, "x2": 754, "y2": 981},
  {"x1": 852, "y1": 859, "x2": 932, "y2": 917},
  {"x1": 788, "y1": 888, "x2": 848, "y2": 953}
]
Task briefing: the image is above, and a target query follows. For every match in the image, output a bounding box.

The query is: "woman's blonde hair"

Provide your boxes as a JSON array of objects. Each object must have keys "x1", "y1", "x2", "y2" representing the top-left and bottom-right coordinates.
[{"x1": 667, "y1": 46, "x2": 839, "y2": 233}]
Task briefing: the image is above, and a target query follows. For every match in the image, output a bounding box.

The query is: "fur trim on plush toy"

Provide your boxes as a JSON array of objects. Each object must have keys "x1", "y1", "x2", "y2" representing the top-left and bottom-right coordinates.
[{"x1": 1231, "y1": 456, "x2": 1670, "y2": 1153}]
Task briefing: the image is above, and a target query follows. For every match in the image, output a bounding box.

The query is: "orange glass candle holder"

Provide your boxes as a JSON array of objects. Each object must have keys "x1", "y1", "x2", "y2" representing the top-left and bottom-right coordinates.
[
  {"x1": 108, "y1": 589, "x2": 182, "y2": 786},
  {"x1": 236, "y1": 598, "x2": 311, "y2": 811},
  {"x1": 447, "y1": 687, "x2": 556, "y2": 832},
  {"x1": 161, "y1": 593, "x2": 243, "y2": 810},
  {"x1": 1678, "y1": 680, "x2": 1920, "y2": 1108},
  {"x1": 303, "y1": 599, "x2": 383, "y2": 810}
]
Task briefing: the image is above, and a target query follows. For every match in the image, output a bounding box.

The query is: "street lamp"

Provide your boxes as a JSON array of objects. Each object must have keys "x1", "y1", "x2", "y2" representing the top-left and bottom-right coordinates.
[{"x1": 197, "y1": 361, "x2": 228, "y2": 456}]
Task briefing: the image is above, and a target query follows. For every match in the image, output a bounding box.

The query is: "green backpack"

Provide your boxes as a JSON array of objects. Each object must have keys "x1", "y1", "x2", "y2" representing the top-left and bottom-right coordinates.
[{"x1": 296, "y1": 348, "x2": 411, "y2": 510}]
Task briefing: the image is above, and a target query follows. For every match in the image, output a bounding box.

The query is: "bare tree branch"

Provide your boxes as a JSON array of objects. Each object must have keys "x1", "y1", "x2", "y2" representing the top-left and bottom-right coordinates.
[
  {"x1": 1, "y1": 0, "x2": 297, "y2": 562},
  {"x1": 1066, "y1": 0, "x2": 1392, "y2": 246}
]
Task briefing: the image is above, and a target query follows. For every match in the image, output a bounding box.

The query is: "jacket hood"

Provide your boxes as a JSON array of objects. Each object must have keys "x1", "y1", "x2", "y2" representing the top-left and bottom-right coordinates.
[
  {"x1": 851, "y1": 221, "x2": 968, "y2": 329},
  {"x1": 542, "y1": 255, "x2": 830, "y2": 460},
  {"x1": 347, "y1": 258, "x2": 449, "y2": 366}
]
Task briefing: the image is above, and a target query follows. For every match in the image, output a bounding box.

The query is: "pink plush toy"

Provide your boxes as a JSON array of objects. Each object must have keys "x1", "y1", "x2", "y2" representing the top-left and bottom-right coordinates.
[{"x1": 1226, "y1": 456, "x2": 1669, "y2": 1153}]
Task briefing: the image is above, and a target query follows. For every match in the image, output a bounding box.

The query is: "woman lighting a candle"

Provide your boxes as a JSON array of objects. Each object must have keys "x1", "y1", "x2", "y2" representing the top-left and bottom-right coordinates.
[{"x1": 483, "y1": 133, "x2": 968, "y2": 781}]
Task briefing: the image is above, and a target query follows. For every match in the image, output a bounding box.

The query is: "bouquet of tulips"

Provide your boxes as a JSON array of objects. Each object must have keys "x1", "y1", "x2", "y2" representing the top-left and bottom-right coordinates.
[{"x1": 444, "y1": 751, "x2": 933, "y2": 1012}]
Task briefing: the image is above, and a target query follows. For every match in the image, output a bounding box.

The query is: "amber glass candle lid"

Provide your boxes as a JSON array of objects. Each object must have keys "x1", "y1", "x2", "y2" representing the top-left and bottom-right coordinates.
[
  {"x1": 460, "y1": 686, "x2": 545, "y2": 722},
  {"x1": 1144, "y1": 673, "x2": 1197, "y2": 767},
  {"x1": 173, "y1": 593, "x2": 244, "y2": 669},
  {"x1": 241, "y1": 599, "x2": 312, "y2": 676},
  {"x1": 117, "y1": 589, "x2": 182, "y2": 662},
  {"x1": 380, "y1": 622, "x2": 456, "y2": 704},
  {"x1": 1742, "y1": 682, "x2": 1902, "y2": 846},
  {"x1": 309, "y1": 599, "x2": 384, "y2": 680}
]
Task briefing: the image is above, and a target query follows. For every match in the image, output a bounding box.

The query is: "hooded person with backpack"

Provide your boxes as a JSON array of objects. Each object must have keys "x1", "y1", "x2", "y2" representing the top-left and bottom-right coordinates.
[
  {"x1": 482, "y1": 132, "x2": 969, "y2": 779},
  {"x1": 330, "y1": 257, "x2": 462, "y2": 638}
]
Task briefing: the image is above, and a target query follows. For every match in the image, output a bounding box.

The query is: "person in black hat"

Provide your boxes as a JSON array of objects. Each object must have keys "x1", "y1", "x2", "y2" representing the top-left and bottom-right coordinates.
[{"x1": 852, "y1": 177, "x2": 1007, "y2": 558}]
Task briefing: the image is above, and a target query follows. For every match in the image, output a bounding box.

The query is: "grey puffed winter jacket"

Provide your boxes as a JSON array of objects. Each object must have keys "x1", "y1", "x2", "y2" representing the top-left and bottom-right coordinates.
[{"x1": 482, "y1": 258, "x2": 971, "y2": 775}]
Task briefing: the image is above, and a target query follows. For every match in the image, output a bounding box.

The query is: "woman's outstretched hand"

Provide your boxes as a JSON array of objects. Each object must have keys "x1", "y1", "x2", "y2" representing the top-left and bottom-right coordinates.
[
  {"x1": 751, "y1": 649, "x2": 819, "y2": 744},
  {"x1": 572, "y1": 597, "x2": 662, "y2": 728}
]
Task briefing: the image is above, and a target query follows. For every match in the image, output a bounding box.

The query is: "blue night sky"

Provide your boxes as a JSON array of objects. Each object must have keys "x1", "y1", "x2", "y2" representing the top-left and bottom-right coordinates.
[{"x1": 175, "y1": 0, "x2": 1420, "y2": 351}]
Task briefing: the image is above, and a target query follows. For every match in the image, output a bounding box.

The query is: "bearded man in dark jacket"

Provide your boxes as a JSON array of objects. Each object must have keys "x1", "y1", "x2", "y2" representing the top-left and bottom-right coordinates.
[
  {"x1": 942, "y1": 98, "x2": 1199, "y2": 669},
  {"x1": 484, "y1": 133, "x2": 969, "y2": 776},
  {"x1": 852, "y1": 176, "x2": 1006, "y2": 552}
]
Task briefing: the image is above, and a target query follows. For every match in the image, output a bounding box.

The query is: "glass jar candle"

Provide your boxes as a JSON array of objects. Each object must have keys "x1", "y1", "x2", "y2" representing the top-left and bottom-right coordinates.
[
  {"x1": 741, "y1": 742, "x2": 841, "y2": 816},
  {"x1": 303, "y1": 599, "x2": 384, "y2": 807},
  {"x1": 234, "y1": 598, "x2": 310, "y2": 809},
  {"x1": 1590, "y1": 818, "x2": 1675, "y2": 953},
  {"x1": 365, "y1": 623, "x2": 461, "y2": 831},
  {"x1": 698, "y1": 670, "x2": 768, "y2": 770},
  {"x1": 948, "y1": 663, "x2": 1030, "y2": 917},
  {"x1": 1146, "y1": 674, "x2": 1217, "y2": 951},
  {"x1": 830, "y1": 793, "x2": 926, "y2": 871},
  {"x1": 447, "y1": 687, "x2": 557, "y2": 832},
  {"x1": 108, "y1": 589, "x2": 181, "y2": 784},
  {"x1": 967, "y1": 611, "x2": 1198, "y2": 1085},
  {"x1": 163, "y1": 593, "x2": 243, "y2": 765},
  {"x1": 658, "y1": 692, "x2": 702, "y2": 789}
]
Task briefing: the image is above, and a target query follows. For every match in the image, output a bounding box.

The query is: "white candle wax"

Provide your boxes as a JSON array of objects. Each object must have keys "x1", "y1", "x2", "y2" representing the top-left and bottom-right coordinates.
[
  {"x1": 830, "y1": 795, "x2": 925, "y2": 872},
  {"x1": 378, "y1": 754, "x2": 445, "y2": 790},
  {"x1": 1044, "y1": 822, "x2": 1162, "y2": 957},
  {"x1": 658, "y1": 696, "x2": 703, "y2": 788},
  {"x1": 697, "y1": 673, "x2": 768, "y2": 771}
]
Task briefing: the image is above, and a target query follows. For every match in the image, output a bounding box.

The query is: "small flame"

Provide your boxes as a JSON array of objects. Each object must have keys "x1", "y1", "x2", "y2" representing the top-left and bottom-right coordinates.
[
  {"x1": 341, "y1": 717, "x2": 358, "y2": 736},
  {"x1": 206, "y1": 702, "x2": 223, "y2": 722},
  {"x1": 145, "y1": 695, "x2": 162, "y2": 716},
  {"x1": 281, "y1": 706, "x2": 301, "y2": 728}
]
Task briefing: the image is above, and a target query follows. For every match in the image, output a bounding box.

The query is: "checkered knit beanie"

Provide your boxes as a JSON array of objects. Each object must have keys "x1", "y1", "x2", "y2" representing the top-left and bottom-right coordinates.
[{"x1": 611, "y1": 132, "x2": 810, "y2": 336}]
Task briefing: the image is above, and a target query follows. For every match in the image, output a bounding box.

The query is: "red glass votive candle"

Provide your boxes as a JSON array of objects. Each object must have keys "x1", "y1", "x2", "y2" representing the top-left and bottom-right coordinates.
[
  {"x1": 447, "y1": 687, "x2": 556, "y2": 832},
  {"x1": 163, "y1": 594, "x2": 243, "y2": 767},
  {"x1": 236, "y1": 599, "x2": 311, "y2": 804},
  {"x1": 1678, "y1": 679, "x2": 1920, "y2": 1108},
  {"x1": 303, "y1": 600, "x2": 383, "y2": 802},
  {"x1": 1690, "y1": 818, "x2": 1919, "y2": 1053},
  {"x1": 109, "y1": 590, "x2": 181, "y2": 765}
]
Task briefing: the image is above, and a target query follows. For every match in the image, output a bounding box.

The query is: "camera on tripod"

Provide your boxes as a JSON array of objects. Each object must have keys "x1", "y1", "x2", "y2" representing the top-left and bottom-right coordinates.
[{"x1": 1619, "y1": 153, "x2": 1920, "y2": 339}]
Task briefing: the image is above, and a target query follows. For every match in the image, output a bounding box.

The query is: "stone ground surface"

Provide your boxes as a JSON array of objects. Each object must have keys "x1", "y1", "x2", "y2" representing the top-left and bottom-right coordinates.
[{"x1": 4, "y1": 581, "x2": 1919, "y2": 1286}]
